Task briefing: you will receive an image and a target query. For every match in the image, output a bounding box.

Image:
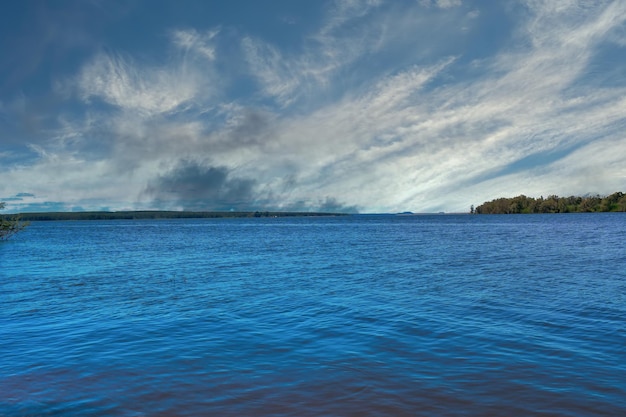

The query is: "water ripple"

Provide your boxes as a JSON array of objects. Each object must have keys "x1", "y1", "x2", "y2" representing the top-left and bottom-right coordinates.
[{"x1": 1, "y1": 214, "x2": 626, "y2": 415}]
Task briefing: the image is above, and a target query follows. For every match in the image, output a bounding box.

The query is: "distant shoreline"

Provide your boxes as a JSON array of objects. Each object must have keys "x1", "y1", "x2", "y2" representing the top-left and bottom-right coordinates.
[{"x1": 6, "y1": 211, "x2": 350, "y2": 222}]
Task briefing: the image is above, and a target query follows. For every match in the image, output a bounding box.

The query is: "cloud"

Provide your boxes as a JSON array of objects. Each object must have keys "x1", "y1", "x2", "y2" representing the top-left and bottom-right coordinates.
[
  {"x1": 171, "y1": 28, "x2": 219, "y2": 61},
  {"x1": 144, "y1": 160, "x2": 257, "y2": 211},
  {"x1": 241, "y1": 37, "x2": 302, "y2": 106},
  {"x1": 436, "y1": 0, "x2": 462, "y2": 8},
  {"x1": 142, "y1": 159, "x2": 359, "y2": 213},
  {"x1": 419, "y1": 0, "x2": 462, "y2": 9},
  {"x1": 76, "y1": 52, "x2": 203, "y2": 116},
  {"x1": 242, "y1": 0, "x2": 386, "y2": 106},
  {"x1": 318, "y1": 197, "x2": 359, "y2": 214}
]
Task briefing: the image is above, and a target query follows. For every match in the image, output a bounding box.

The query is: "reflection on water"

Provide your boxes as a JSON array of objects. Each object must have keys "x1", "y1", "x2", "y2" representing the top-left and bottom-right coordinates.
[{"x1": 2, "y1": 214, "x2": 626, "y2": 416}]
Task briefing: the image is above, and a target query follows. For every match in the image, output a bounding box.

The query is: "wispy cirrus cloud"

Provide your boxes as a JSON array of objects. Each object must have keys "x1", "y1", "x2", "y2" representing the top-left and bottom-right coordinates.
[
  {"x1": 74, "y1": 27, "x2": 221, "y2": 118},
  {"x1": 77, "y1": 52, "x2": 201, "y2": 116},
  {"x1": 241, "y1": 37, "x2": 302, "y2": 106},
  {"x1": 419, "y1": 0, "x2": 462, "y2": 9},
  {"x1": 242, "y1": 0, "x2": 386, "y2": 106},
  {"x1": 171, "y1": 28, "x2": 220, "y2": 61}
]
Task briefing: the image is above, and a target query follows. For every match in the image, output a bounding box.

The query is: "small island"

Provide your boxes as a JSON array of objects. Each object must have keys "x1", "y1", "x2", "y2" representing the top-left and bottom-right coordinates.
[{"x1": 474, "y1": 192, "x2": 626, "y2": 214}]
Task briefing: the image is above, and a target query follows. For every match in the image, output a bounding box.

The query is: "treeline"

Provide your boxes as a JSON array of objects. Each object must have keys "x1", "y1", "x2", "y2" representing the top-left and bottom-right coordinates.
[
  {"x1": 0, "y1": 202, "x2": 28, "y2": 240},
  {"x1": 475, "y1": 192, "x2": 626, "y2": 214},
  {"x1": 9, "y1": 210, "x2": 348, "y2": 222}
]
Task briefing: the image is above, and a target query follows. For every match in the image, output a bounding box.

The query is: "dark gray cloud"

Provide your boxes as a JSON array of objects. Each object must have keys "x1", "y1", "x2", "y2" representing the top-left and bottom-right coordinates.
[
  {"x1": 202, "y1": 108, "x2": 277, "y2": 154},
  {"x1": 263, "y1": 196, "x2": 359, "y2": 213},
  {"x1": 145, "y1": 160, "x2": 257, "y2": 210},
  {"x1": 144, "y1": 159, "x2": 358, "y2": 213},
  {"x1": 0, "y1": 192, "x2": 35, "y2": 202},
  {"x1": 318, "y1": 196, "x2": 359, "y2": 214},
  {"x1": 229, "y1": 109, "x2": 272, "y2": 146}
]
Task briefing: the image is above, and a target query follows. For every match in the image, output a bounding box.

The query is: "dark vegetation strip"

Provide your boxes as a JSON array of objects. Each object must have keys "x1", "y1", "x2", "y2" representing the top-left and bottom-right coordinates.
[
  {"x1": 7, "y1": 211, "x2": 349, "y2": 222},
  {"x1": 0, "y1": 201, "x2": 28, "y2": 240},
  {"x1": 475, "y1": 191, "x2": 626, "y2": 214}
]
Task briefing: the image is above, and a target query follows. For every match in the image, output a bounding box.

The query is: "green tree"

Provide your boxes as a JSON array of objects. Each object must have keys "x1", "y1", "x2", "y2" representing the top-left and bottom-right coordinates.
[
  {"x1": 579, "y1": 195, "x2": 601, "y2": 212},
  {"x1": 0, "y1": 202, "x2": 28, "y2": 240},
  {"x1": 618, "y1": 194, "x2": 626, "y2": 212},
  {"x1": 474, "y1": 192, "x2": 626, "y2": 214},
  {"x1": 600, "y1": 192, "x2": 624, "y2": 212}
]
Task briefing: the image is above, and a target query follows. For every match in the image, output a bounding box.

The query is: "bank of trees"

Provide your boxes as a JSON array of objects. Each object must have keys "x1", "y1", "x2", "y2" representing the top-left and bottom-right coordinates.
[
  {"x1": 0, "y1": 202, "x2": 28, "y2": 240},
  {"x1": 475, "y1": 192, "x2": 626, "y2": 214}
]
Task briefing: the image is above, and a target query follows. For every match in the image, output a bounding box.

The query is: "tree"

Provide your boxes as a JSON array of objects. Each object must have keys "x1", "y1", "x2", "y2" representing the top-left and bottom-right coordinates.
[
  {"x1": 475, "y1": 192, "x2": 626, "y2": 214},
  {"x1": 0, "y1": 202, "x2": 28, "y2": 240}
]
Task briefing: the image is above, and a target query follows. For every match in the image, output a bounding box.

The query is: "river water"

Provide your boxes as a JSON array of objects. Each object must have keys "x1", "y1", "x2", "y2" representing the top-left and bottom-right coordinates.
[{"x1": 1, "y1": 214, "x2": 625, "y2": 416}]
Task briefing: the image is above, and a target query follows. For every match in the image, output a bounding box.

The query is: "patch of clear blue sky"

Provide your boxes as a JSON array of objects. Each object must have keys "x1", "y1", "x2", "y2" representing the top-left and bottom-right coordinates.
[
  {"x1": 0, "y1": 1, "x2": 318, "y2": 93},
  {"x1": 576, "y1": 41, "x2": 626, "y2": 89},
  {"x1": 471, "y1": 141, "x2": 591, "y2": 186}
]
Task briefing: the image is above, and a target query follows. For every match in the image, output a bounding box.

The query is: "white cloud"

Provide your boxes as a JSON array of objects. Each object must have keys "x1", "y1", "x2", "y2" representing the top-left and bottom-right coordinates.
[
  {"x1": 320, "y1": 0, "x2": 383, "y2": 35},
  {"x1": 171, "y1": 28, "x2": 219, "y2": 61},
  {"x1": 243, "y1": 0, "x2": 386, "y2": 106},
  {"x1": 249, "y1": 0, "x2": 626, "y2": 212},
  {"x1": 419, "y1": 0, "x2": 462, "y2": 9},
  {"x1": 241, "y1": 37, "x2": 302, "y2": 106},
  {"x1": 435, "y1": 0, "x2": 462, "y2": 8},
  {"x1": 77, "y1": 52, "x2": 202, "y2": 116}
]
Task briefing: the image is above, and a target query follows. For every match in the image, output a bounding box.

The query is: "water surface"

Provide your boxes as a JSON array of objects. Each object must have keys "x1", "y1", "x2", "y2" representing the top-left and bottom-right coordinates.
[{"x1": 2, "y1": 214, "x2": 625, "y2": 416}]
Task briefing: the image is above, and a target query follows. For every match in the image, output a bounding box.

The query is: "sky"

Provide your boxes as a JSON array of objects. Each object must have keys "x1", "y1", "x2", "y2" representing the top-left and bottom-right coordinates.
[{"x1": 1, "y1": 0, "x2": 625, "y2": 214}]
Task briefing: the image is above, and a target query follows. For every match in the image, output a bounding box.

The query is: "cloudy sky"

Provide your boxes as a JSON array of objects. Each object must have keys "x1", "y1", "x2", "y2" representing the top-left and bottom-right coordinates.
[{"x1": 1, "y1": 0, "x2": 625, "y2": 213}]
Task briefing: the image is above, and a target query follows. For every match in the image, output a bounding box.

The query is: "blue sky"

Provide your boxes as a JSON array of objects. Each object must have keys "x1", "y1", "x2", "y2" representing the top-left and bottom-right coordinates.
[{"x1": 1, "y1": 0, "x2": 625, "y2": 213}]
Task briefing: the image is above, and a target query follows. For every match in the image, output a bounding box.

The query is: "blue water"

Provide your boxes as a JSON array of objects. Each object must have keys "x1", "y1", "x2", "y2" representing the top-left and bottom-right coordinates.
[{"x1": 1, "y1": 214, "x2": 625, "y2": 416}]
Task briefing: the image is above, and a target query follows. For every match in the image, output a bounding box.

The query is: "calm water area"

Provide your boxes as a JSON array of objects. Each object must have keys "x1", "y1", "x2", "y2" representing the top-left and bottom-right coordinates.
[{"x1": 1, "y1": 214, "x2": 625, "y2": 416}]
